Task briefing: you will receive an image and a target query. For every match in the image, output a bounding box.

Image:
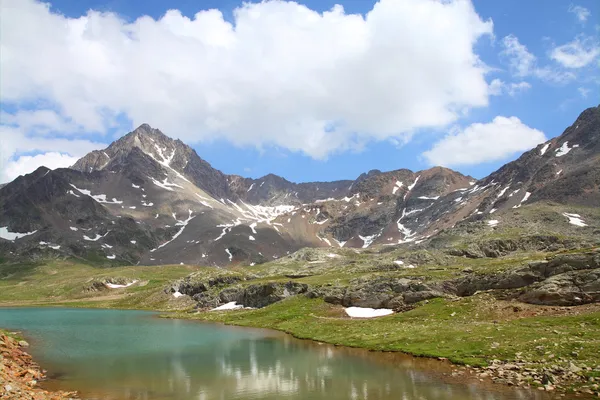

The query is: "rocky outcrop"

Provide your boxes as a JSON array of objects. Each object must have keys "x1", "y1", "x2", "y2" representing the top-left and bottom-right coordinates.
[{"x1": 179, "y1": 249, "x2": 600, "y2": 311}]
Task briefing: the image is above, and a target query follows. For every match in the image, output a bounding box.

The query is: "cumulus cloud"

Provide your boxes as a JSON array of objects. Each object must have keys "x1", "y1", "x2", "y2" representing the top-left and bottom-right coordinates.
[
  {"x1": 1, "y1": 152, "x2": 80, "y2": 183},
  {"x1": 550, "y1": 36, "x2": 600, "y2": 68},
  {"x1": 568, "y1": 4, "x2": 591, "y2": 23},
  {"x1": 422, "y1": 116, "x2": 547, "y2": 166},
  {"x1": 1, "y1": 0, "x2": 494, "y2": 162},
  {"x1": 0, "y1": 125, "x2": 105, "y2": 183}
]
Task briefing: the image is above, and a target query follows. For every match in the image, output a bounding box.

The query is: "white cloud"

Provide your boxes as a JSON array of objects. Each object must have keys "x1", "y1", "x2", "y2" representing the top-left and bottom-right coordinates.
[
  {"x1": 422, "y1": 116, "x2": 547, "y2": 166},
  {"x1": 1, "y1": 152, "x2": 80, "y2": 183},
  {"x1": 568, "y1": 4, "x2": 591, "y2": 23},
  {"x1": 500, "y1": 35, "x2": 536, "y2": 77},
  {"x1": 499, "y1": 34, "x2": 582, "y2": 85},
  {"x1": 550, "y1": 36, "x2": 600, "y2": 68},
  {"x1": 0, "y1": 125, "x2": 105, "y2": 183},
  {"x1": 489, "y1": 79, "x2": 531, "y2": 96},
  {"x1": 1, "y1": 0, "x2": 494, "y2": 160}
]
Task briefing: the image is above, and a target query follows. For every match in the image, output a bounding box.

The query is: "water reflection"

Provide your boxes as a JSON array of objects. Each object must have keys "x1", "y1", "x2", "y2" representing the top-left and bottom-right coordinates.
[
  {"x1": 0, "y1": 308, "x2": 554, "y2": 400},
  {"x1": 47, "y1": 335, "x2": 553, "y2": 400}
]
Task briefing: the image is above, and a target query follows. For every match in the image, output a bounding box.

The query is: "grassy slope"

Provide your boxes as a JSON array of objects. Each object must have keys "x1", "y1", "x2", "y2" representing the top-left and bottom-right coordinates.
[{"x1": 0, "y1": 259, "x2": 208, "y2": 309}]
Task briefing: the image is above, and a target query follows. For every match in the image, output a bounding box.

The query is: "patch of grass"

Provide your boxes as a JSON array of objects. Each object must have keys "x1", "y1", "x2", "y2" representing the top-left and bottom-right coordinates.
[{"x1": 181, "y1": 295, "x2": 600, "y2": 370}]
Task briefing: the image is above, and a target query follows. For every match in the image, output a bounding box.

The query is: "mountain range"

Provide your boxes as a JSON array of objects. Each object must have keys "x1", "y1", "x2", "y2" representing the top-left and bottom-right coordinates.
[{"x1": 1, "y1": 105, "x2": 598, "y2": 266}]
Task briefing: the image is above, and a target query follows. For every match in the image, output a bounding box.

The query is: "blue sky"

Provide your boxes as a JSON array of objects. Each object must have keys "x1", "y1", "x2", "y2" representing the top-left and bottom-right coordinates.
[{"x1": 1, "y1": 0, "x2": 598, "y2": 183}]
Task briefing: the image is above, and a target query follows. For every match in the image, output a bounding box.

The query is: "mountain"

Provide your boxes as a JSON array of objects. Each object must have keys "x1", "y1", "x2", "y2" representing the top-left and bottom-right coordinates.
[{"x1": 1, "y1": 105, "x2": 598, "y2": 266}]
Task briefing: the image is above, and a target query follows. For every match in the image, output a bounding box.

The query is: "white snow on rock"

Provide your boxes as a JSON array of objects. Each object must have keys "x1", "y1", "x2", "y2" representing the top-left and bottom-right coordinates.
[
  {"x1": 513, "y1": 191, "x2": 531, "y2": 208},
  {"x1": 106, "y1": 254, "x2": 116, "y2": 260},
  {"x1": 487, "y1": 220, "x2": 499, "y2": 227},
  {"x1": 249, "y1": 222, "x2": 258, "y2": 234},
  {"x1": 173, "y1": 291, "x2": 184, "y2": 298},
  {"x1": 69, "y1": 226, "x2": 78, "y2": 231},
  {"x1": 246, "y1": 183, "x2": 254, "y2": 192},
  {"x1": 392, "y1": 181, "x2": 404, "y2": 195},
  {"x1": 211, "y1": 302, "x2": 243, "y2": 311},
  {"x1": 315, "y1": 198, "x2": 335, "y2": 203},
  {"x1": 105, "y1": 280, "x2": 138, "y2": 289},
  {"x1": 249, "y1": 235, "x2": 255, "y2": 241},
  {"x1": 69, "y1": 184, "x2": 123, "y2": 204},
  {"x1": 418, "y1": 196, "x2": 439, "y2": 200},
  {"x1": 150, "y1": 176, "x2": 183, "y2": 191},
  {"x1": 0, "y1": 227, "x2": 37, "y2": 241},
  {"x1": 129, "y1": 206, "x2": 137, "y2": 209},
  {"x1": 314, "y1": 219, "x2": 329, "y2": 225},
  {"x1": 345, "y1": 307, "x2": 393, "y2": 318},
  {"x1": 132, "y1": 183, "x2": 140, "y2": 189},
  {"x1": 49, "y1": 245, "x2": 60, "y2": 250},
  {"x1": 563, "y1": 213, "x2": 587, "y2": 227},
  {"x1": 150, "y1": 209, "x2": 195, "y2": 252},
  {"x1": 496, "y1": 185, "x2": 510, "y2": 199},
  {"x1": 404, "y1": 176, "x2": 420, "y2": 200},
  {"x1": 489, "y1": 208, "x2": 497, "y2": 214},
  {"x1": 225, "y1": 248, "x2": 233, "y2": 261},
  {"x1": 556, "y1": 169, "x2": 563, "y2": 176},
  {"x1": 393, "y1": 260, "x2": 404, "y2": 266},
  {"x1": 539, "y1": 143, "x2": 550, "y2": 156},
  {"x1": 194, "y1": 193, "x2": 214, "y2": 208},
  {"x1": 83, "y1": 232, "x2": 108, "y2": 241},
  {"x1": 67, "y1": 189, "x2": 80, "y2": 197},
  {"x1": 130, "y1": 240, "x2": 137, "y2": 244},
  {"x1": 146, "y1": 144, "x2": 191, "y2": 184},
  {"x1": 334, "y1": 239, "x2": 347, "y2": 248},
  {"x1": 359, "y1": 233, "x2": 380, "y2": 248},
  {"x1": 555, "y1": 141, "x2": 579, "y2": 157}
]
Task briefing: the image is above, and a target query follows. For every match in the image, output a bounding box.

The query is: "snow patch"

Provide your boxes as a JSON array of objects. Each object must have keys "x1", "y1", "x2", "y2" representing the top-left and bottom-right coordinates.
[
  {"x1": 513, "y1": 191, "x2": 531, "y2": 208},
  {"x1": 149, "y1": 176, "x2": 183, "y2": 191},
  {"x1": 555, "y1": 141, "x2": 579, "y2": 157},
  {"x1": 563, "y1": 213, "x2": 587, "y2": 227},
  {"x1": 392, "y1": 181, "x2": 403, "y2": 195},
  {"x1": 0, "y1": 227, "x2": 38, "y2": 241},
  {"x1": 418, "y1": 196, "x2": 439, "y2": 200},
  {"x1": 539, "y1": 143, "x2": 550, "y2": 156},
  {"x1": 211, "y1": 302, "x2": 243, "y2": 311},
  {"x1": 247, "y1": 183, "x2": 255, "y2": 192},
  {"x1": 150, "y1": 209, "x2": 195, "y2": 251},
  {"x1": 173, "y1": 291, "x2": 184, "y2": 298},
  {"x1": 106, "y1": 254, "x2": 116, "y2": 260},
  {"x1": 334, "y1": 239, "x2": 346, "y2": 248},
  {"x1": 105, "y1": 280, "x2": 139, "y2": 289},
  {"x1": 359, "y1": 233, "x2": 380, "y2": 248},
  {"x1": 345, "y1": 307, "x2": 393, "y2": 318},
  {"x1": 69, "y1": 226, "x2": 78, "y2": 231},
  {"x1": 487, "y1": 220, "x2": 499, "y2": 227},
  {"x1": 130, "y1": 240, "x2": 136, "y2": 244},
  {"x1": 404, "y1": 176, "x2": 420, "y2": 200},
  {"x1": 69, "y1": 184, "x2": 123, "y2": 204},
  {"x1": 225, "y1": 248, "x2": 233, "y2": 261},
  {"x1": 249, "y1": 235, "x2": 255, "y2": 241}
]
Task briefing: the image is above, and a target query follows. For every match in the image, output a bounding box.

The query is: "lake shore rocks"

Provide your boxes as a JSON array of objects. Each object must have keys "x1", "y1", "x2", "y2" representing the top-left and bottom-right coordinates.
[{"x1": 0, "y1": 333, "x2": 78, "y2": 400}]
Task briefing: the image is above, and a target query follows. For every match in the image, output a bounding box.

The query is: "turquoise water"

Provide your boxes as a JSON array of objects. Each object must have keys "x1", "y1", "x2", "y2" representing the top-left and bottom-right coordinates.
[{"x1": 0, "y1": 308, "x2": 555, "y2": 400}]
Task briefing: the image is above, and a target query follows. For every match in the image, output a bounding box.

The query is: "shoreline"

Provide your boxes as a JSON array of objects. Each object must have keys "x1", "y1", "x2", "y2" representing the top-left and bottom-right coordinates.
[{"x1": 0, "y1": 330, "x2": 78, "y2": 400}]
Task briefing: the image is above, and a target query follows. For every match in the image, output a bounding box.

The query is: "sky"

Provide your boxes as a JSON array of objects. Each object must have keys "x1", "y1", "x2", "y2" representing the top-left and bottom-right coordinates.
[{"x1": 0, "y1": 0, "x2": 598, "y2": 184}]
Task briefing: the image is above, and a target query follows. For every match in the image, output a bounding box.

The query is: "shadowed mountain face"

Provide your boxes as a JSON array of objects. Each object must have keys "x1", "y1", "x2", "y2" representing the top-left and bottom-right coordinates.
[{"x1": 1, "y1": 105, "x2": 598, "y2": 266}]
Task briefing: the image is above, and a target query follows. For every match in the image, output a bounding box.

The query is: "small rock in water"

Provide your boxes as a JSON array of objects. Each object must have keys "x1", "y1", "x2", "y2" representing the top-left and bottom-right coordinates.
[{"x1": 18, "y1": 340, "x2": 29, "y2": 348}]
